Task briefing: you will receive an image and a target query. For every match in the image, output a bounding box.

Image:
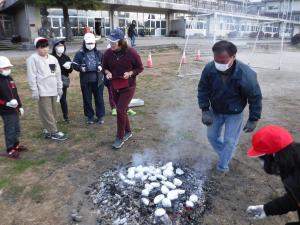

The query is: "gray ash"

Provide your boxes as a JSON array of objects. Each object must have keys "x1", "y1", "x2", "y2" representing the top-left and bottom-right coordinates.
[{"x1": 89, "y1": 162, "x2": 210, "y2": 225}]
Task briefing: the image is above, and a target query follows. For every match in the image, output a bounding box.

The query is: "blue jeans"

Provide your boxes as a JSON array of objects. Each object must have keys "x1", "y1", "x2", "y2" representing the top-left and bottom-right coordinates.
[
  {"x1": 130, "y1": 36, "x2": 136, "y2": 46},
  {"x1": 207, "y1": 112, "x2": 243, "y2": 172}
]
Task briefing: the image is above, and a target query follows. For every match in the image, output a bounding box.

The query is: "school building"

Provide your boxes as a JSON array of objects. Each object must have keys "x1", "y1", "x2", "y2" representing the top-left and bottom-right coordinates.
[{"x1": 1, "y1": 0, "x2": 300, "y2": 42}]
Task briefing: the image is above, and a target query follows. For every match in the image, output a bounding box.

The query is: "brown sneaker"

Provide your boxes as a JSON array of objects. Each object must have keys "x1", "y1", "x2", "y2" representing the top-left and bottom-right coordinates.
[{"x1": 212, "y1": 169, "x2": 227, "y2": 179}]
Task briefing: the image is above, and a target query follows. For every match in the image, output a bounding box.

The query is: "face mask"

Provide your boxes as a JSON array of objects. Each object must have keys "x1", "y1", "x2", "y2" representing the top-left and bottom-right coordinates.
[
  {"x1": 214, "y1": 58, "x2": 233, "y2": 72},
  {"x1": 1, "y1": 69, "x2": 11, "y2": 76},
  {"x1": 55, "y1": 46, "x2": 65, "y2": 54},
  {"x1": 86, "y1": 43, "x2": 95, "y2": 50}
]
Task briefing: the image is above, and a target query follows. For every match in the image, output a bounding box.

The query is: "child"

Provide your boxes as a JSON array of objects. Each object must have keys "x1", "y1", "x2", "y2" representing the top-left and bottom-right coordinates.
[
  {"x1": 0, "y1": 56, "x2": 27, "y2": 158},
  {"x1": 246, "y1": 125, "x2": 300, "y2": 225},
  {"x1": 52, "y1": 39, "x2": 73, "y2": 123},
  {"x1": 27, "y1": 37, "x2": 67, "y2": 141}
]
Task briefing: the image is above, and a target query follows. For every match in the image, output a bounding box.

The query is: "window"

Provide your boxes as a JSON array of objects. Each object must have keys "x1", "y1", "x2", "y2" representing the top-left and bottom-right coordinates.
[
  {"x1": 52, "y1": 18, "x2": 60, "y2": 27},
  {"x1": 88, "y1": 18, "x2": 94, "y2": 27},
  {"x1": 78, "y1": 17, "x2": 87, "y2": 27}
]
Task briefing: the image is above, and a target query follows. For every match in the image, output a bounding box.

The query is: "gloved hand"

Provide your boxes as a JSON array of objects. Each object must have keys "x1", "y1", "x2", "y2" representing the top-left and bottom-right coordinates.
[
  {"x1": 32, "y1": 90, "x2": 39, "y2": 100},
  {"x1": 247, "y1": 205, "x2": 266, "y2": 219},
  {"x1": 6, "y1": 99, "x2": 18, "y2": 108},
  {"x1": 202, "y1": 110, "x2": 213, "y2": 126},
  {"x1": 81, "y1": 65, "x2": 86, "y2": 72},
  {"x1": 243, "y1": 120, "x2": 257, "y2": 132},
  {"x1": 19, "y1": 108, "x2": 24, "y2": 117},
  {"x1": 58, "y1": 88, "x2": 63, "y2": 98},
  {"x1": 98, "y1": 65, "x2": 102, "y2": 72},
  {"x1": 63, "y1": 62, "x2": 72, "y2": 70}
]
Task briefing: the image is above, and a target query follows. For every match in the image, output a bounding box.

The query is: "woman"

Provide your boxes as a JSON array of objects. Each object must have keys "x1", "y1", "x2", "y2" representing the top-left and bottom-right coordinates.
[
  {"x1": 246, "y1": 125, "x2": 300, "y2": 225},
  {"x1": 103, "y1": 28, "x2": 144, "y2": 149},
  {"x1": 52, "y1": 39, "x2": 73, "y2": 123},
  {"x1": 73, "y1": 33, "x2": 105, "y2": 125}
]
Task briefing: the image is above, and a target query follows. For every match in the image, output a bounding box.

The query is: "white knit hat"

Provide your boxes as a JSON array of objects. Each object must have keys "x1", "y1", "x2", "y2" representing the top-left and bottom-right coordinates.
[
  {"x1": 0, "y1": 56, "x2": 13, "y2": 68},
  {"x1": 84, "y1": 33, "x2": 96, "y2": 44}
]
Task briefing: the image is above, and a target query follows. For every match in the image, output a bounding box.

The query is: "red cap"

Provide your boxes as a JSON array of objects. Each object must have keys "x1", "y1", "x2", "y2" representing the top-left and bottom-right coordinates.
[{"x1": 247, "y1": 125, "x2": 293, "y2": 158}]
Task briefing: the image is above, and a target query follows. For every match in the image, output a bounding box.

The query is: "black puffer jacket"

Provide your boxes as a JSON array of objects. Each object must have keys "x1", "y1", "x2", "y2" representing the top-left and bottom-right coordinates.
[
  {"x1": 262, "y1": 145, "x2": 300, "y2": 225},
  {"x1": 0, "y1": 74, "x2": 22, "y2": 115}
]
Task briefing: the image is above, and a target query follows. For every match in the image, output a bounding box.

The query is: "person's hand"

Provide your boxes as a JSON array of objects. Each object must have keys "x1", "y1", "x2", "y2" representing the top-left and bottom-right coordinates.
[
  {"x1": 19, "y1": 108, "x2": 24, "y2": 117},
  {"x1": 106, "y1": 71, "x2": 112, "y2": 80},
  {"x1": 32, "y1": 90, "x2": 39, "y2": 100},
  {"x1": 6, "y1": 99, "x2": 18, "y2": 108},
  {"x1": 243, "y1": 120, "x2": 257, "y2": 133},
  {"x1": 58, "y1": 88, "x2": 63, "y2": 98},
  {"x1": 202, "y1": 110, "x2": 213, "y2": 126},
  {"x1": 123, "y1": 71, "x2": 133, "y2": 80},
  {"x1": 81, "y1": 65, "x2": 86, "y2": 72},
  {"x1": 246, "y1": 205, "x2": 266, "y2": 219},
  {"x1": 63, "y1": 62, "x2": 72, "y2": 70},
  {"x1": 98, "y1": 65, "x2": 102, "y2": 72}
]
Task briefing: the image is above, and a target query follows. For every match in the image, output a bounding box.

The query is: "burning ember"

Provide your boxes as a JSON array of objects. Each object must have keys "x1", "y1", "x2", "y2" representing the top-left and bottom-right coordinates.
[{"x1": 89, "y1": 162, "x2": 209, "y2": 225}]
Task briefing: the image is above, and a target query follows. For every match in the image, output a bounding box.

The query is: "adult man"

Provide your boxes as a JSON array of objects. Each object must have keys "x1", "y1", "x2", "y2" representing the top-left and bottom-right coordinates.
[{"x1": 198, "y1": 40, "x2": 262, "y2": 176}]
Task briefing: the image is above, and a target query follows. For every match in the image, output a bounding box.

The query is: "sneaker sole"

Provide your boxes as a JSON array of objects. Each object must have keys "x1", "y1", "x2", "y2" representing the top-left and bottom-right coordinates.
[
  {"x1": 123, "y1": 133, "x2": 133, "y2": 142},
  {"x1": 50, "y1": 137, "x2": 68, "y2": 141},
  {"x1": 112, "y1": 142, "x2": 124, "y2": 149}
]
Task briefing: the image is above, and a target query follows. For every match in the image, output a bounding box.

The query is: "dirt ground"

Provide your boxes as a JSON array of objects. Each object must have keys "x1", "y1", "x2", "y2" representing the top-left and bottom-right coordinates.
[{"x1": 0, "y1": 47, "x2": 299, "y2": 225}]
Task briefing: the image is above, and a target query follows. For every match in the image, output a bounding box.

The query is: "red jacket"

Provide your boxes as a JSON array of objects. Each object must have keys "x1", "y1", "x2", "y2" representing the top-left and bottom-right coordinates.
[
  {"x1": 102, "y1": 47, "x2": 144, "y2": 89},
  {"x1": 0, "y1": 74, "x2": 22, "y2": 115}
]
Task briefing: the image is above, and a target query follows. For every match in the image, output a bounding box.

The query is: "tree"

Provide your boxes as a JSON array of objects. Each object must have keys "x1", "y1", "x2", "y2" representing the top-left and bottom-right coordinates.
[{"x1": 28, "y1": 0, "x2": 103, "y2": 41}]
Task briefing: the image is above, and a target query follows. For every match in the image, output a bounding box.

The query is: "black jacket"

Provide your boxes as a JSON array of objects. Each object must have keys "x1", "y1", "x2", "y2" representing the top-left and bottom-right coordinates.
[
  {"x1": 73, "y1": 44, "x2": 104, "y2": 85},
  {"x1": 264, "y1": 169, "x2": 300, "y2": 223},
  {"x1": 0, "y1": 74, "x2": 22, "y2": 115},
  {"x1": 128, "y1": 24, "x2": 137, "y2": 38},
  {"x1": 52, "y1": 41, "x2": 73, "y2": 77},
  {"x1": 198, "y1": 60, "x2": 262, "y2": 121}
]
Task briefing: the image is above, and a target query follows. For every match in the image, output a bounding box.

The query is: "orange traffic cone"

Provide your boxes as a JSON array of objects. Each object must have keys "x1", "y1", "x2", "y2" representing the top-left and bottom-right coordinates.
[
  {"x1": 146, "y1": 52, "x2": 153, "y2": 68},
  {"x1": 195, "y1": 49, "x2": 201, "y2": 61},
  {"x1": 181, "y1": 51, "x2": 187, "y2": 64}
]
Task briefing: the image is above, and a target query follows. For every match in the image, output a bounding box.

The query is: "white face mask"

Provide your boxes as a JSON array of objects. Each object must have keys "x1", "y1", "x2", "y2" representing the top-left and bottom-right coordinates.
[
  {"x1": 214, "y1": 58, "x2": 234, "y2": 72},
  {"x1": 55, "y1": 46, "x2": 65, "y2": 55},
  {"x1": 86, "y1": 43, "x2": 95, "y2": 50},
  {"x1": 1, "y1": 69, "x2": 11, "y2": 76}
]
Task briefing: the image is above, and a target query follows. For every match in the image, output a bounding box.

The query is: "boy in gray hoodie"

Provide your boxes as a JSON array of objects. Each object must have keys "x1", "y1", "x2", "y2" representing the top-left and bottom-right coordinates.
[{"x1": 27, "y1": 37, "x2": 67, "y2": 141}]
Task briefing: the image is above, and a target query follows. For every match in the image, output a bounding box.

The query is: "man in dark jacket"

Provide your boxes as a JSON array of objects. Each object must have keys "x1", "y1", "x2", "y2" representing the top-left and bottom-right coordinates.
[
  {"x1": 52, "y1": 39, "x2": 73, "y2": 123},
  {"x1": 198, "y1": 40, "x2": 262, "y2": 177},
  {"x1": 128, "y1": 20, "x2": 137, "y2": 47},
  {"x1": 73, "y1": 33, "x2": 105, "y2": 125},
  {"x1": 246, "y1": 125, "x2": 300, "y2": 225},
  {"x1": 0, "y1": 56, "x2": 27, "y2": 158}
]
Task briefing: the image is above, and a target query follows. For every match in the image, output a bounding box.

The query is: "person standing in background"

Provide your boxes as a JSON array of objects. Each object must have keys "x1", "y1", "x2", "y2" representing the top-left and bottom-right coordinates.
[
  {"x1": 128, "y1": 20, "x2": 138, "y2": 47},
  {"x1": 51, "y1": 39, "x2": 73, "y2": 123}
]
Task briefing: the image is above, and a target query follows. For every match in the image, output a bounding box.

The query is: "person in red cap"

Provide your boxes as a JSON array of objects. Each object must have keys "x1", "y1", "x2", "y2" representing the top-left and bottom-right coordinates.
[{"x1": 246, "y1": 125, "x2": 300, "y2": 225}]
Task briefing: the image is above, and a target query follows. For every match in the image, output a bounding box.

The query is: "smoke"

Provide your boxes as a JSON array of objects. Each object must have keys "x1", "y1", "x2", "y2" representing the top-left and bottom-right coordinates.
[{"x1": 131, "y1": 76, "x2": 214, "y2": 174}]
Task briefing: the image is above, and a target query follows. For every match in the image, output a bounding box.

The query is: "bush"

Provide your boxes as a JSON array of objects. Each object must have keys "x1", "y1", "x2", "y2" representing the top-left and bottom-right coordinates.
[
  {"x1": 291, "y1": 33, "x2": 300, "y2": 45},
  {"x1": 273, "y1": 33, "x2": 280, "y2": 38},
  {"x1": 228, "y1": 31, "x2": 240, "y2": 38},
  {"x1": 264, "y1": 33, "x2": 272, "y2": 38},
  {"x1": 249, "y1": 31, "x2": 264, "y2": 39}
]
